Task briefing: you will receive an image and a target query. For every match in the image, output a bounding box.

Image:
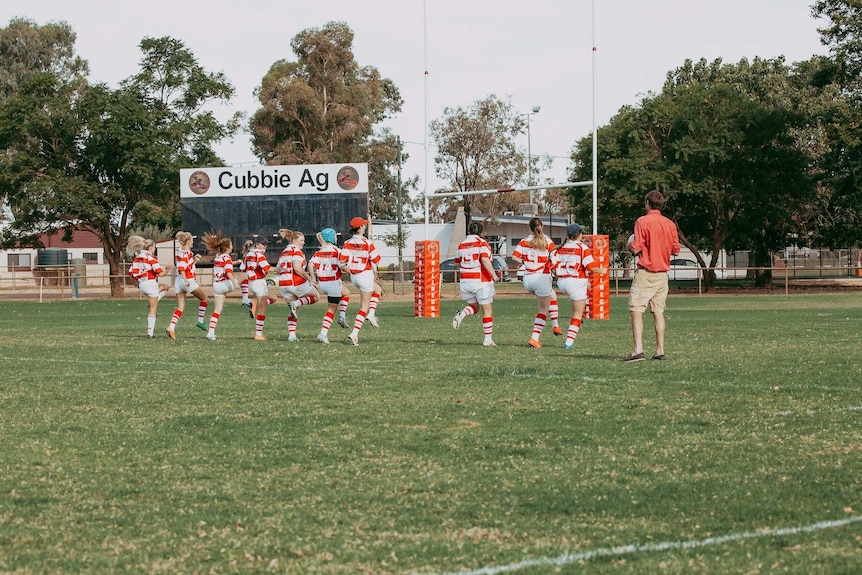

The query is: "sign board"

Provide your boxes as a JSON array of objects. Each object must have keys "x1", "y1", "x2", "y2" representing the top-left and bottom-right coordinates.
[{"x1": 179, "y1": 163, "x2": 368, "y2": 198}]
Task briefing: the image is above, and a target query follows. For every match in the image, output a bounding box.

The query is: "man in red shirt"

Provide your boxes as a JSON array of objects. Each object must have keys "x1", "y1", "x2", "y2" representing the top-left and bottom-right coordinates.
[{"x1": 624, "y1": 190, "x2": 680, "y2": 362}]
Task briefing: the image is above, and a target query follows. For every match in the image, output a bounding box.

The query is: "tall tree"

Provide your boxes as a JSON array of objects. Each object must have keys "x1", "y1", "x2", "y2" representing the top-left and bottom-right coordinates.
[
  {"x1": 0, "y1": 36, "x2": 238, "y2": 297},
  {"x1": 428, "y1": 95, "x2": 528, "y2": 228},
  {"x1": 249, "y1": 21, "x2": 411, "y2": 221},
  {"x1": 0, "y1": 17, "x2": 89, "y2": 222},
  {"x1": 569, "y1": 57, "x2": 812, "y2": 288},
  {"x1": 806, "y1": 0, "x2": 862, "y2": 246},
  {"x1": 0, "y1": 17, "x2": 87, "y2": 102}
]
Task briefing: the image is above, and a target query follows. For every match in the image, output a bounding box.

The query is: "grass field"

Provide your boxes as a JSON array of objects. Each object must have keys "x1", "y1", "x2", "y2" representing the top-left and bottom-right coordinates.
[{"x1": 1, "y1": 293, "x2": 860, "y2": 574}]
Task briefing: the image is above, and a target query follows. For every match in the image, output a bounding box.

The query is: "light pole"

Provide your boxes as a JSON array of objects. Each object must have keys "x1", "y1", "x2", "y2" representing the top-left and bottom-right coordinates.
[{"x1": 522, "y1": 105, "x2": 541, "y2": 215}]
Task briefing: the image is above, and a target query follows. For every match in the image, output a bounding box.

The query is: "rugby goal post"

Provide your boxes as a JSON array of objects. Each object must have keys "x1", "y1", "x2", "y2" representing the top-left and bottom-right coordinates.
[{"x1": 415, "y1": 179, "x2": 610, "y2": 320}]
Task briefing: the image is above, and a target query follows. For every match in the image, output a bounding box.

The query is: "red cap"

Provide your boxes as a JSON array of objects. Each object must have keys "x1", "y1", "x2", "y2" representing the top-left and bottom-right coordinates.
[{"x1": 350, "y1": 216, "x2": 370, "y2": 228}]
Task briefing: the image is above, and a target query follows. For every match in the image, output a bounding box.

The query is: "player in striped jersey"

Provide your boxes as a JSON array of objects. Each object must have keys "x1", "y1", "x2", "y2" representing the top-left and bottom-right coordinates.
[
  {"x1": 201, "y1": 231, "x2": 238, "y2": 341},
  {"x1": 276, "y1": 228, "x2": 320, "y2": 342},
  {"x1": 451, "y1": 221, "x2": 498, "y2": 347},
  {"x1": 244, "y1": 235, "x2": 273, "y2": 340},
  {"x1": 126, "y1": 235, "x2": 169, "y2": 338},
  {"x1": 339, "y1": 217, "x2": 383, "y2": 346},
  {"x1": 511, "y1": 217, "x2": 561, "y2": 348},
  {"x1": 309, "y1": 228, "x2": 350, "y2": 344},
  {"x1": 165, "y1": 231, "x2": 209, "y2": 340},
  {"x1": 555, "y1": 223, "x2": 607, "y2": 349}
]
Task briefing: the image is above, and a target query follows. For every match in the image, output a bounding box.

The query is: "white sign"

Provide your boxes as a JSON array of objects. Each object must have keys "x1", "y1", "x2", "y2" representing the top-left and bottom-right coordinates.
[{"x1": 179, "y1": 163, "x2": 368, "y2": 198}]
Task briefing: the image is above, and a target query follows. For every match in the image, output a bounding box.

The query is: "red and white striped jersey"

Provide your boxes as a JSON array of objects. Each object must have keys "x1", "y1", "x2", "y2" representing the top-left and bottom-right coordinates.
[
  {"x1": 340, "y1": 235, "x2": 381, "y2": 274},
  {"x1": 310, "y1": 245, "x2": 343, "y2": 282},
  {"x1": 512, "y1": 235, "x2": 556, "y2": 275},
  {"x1": 213, "y1": 253, "x2": 234, "y2": 283},
  {"x1": 243, "y1": 248, "x2": 271, "y2": 280},
  {"x1": 555, "y1": 240, "x2": 597, "y2": 278},
  {"x1": 175, "y1": 248, "x2": 197, "y2": 280},
  {"x1": 276, "y1": 244, "x2": 308, "y2": 287},
  {"x1": 128, "y1": 250, "x2": 164, "y2": 281},
  {"x1": 454, "y1": 235, "x2": 494, "y2": 282}
]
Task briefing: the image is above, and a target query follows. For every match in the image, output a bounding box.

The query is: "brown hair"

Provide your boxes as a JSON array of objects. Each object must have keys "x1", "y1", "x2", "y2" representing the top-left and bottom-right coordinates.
[
  {"x1": 645, "y1": 190, "x2": 666, "y2": 210},
  {"x1": 468, "y1": 221, "x2": 484, "y2": 236},
  {"x1": 241, "y1": 239, "x2": 254, "y2": 255},
  {"x1": 279, "y1": 228, "x2": 304, "y2": 242},
  {"x1": 201, "y1": 230, "x2": 232, "y2": 255},
  {"x1": 526, "y1": 217, "x2": 549, "y2": 251}
]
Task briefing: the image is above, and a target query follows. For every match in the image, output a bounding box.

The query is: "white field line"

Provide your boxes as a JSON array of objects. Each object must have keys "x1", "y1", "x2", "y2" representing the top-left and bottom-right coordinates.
[{"x1": 425, "y1": 515, "x2": 862, "y2": 575}]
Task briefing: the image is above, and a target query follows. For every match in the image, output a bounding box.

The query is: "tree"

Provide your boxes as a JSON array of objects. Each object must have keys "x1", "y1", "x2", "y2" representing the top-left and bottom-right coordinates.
[
  {"x1": 366, "y1": 130, "x2": 421, "y2": 222},
  {"x1": 0, "y1": 17, "x2": 88, "y2": 102},
  {"x1": 806, "y1": 0, "x2": 862, "y2": 246},
  {"x1": 0, "y1": 36, "x2": 238, "y2": 297},
  {"x1": 569, "y1": 57, "x2": 812, "y2": 288},
  {"x1": 428, "y1": 95, "x2": 528, "y2": 228},
  {"x1": 249, "y1": 21, "x2": 412, "y2": 221}
]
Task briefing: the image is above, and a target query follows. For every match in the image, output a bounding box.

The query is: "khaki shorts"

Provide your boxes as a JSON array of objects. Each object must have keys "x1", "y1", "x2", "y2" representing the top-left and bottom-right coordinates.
[{"x1": 628, "y1": 269, "x2": 669, "y2": 314}]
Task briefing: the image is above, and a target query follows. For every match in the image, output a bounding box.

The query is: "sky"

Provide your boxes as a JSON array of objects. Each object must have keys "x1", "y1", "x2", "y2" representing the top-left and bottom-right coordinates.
[{"x1": 2, "y1": 0, "x2": 830, "y2": 195}]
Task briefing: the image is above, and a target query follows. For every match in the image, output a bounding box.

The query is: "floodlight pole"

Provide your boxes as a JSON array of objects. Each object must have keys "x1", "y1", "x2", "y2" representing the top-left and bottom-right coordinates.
[
  {"x1": 521, "y1": 106, "x2": 541, "y2": 215},
  {"x1": 396, "y1": 136, "x2": 404, "y2": 278}
]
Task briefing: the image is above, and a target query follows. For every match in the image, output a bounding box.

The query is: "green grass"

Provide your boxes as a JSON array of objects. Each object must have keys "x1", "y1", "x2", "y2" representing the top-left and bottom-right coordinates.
[{"x1": 1, "y1": 293, "x2": 860, "y2": 574}]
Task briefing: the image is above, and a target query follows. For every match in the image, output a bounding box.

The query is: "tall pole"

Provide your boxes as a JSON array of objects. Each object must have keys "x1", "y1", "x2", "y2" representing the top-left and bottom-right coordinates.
[
  {"x1": 527, "y1": 113, "x2": 532, "y2": 203},
  {"x1": 396, "y1": 136, "x2": 404, "y2": 278},
  {"x1": 423, "y1": 0, "x2": 430, "y2": 239},
  {"x1": 522, "y1": 105, "x2": 540, "y2": 216},
  {"x1": 591, "y1": 0, "x2": 598, "y2": 234}
]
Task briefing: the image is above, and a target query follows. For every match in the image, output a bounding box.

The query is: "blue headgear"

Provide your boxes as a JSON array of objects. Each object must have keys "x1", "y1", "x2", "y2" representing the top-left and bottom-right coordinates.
[{"x1": 320, "y1": 228, "x2": 337, "y2": 244}]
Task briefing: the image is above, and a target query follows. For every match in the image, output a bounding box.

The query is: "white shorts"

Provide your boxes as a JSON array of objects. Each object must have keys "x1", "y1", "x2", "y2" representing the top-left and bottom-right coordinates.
[
  {"x1": 279, "y1": 282, "x2": 316, "y2": 300},
  {"x1": 174, "y1": 275, "x2": 200, "y2": 294},
  {"x1": 460, "y1": 280, "x2": 495, "y2": 305},
  {"x1": 557, "y1": 277, "x2": 589, "y2": 301},
  {"x1": 213, "y1": 278, "x2": 238, "y2": 295},
  {"x1": 248, "y1": 278, "x2": 269, "y2": 297},
  {"x1": 349, "y1": 270, "x2": 376, "y2": 293},
  {"x1": 317, "y1": 279, "x2": 344, "y2": 298},
  {"x1": 138, "y1": 279, "x2": 162, "y2": 298},
  {"x1": 522, "y1": 273, "x2": 555, "y2": 297}
]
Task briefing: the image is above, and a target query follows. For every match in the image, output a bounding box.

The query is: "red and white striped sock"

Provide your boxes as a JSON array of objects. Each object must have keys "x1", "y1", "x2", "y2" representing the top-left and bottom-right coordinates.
[
  {"x1": 255, "y1": 315, "x2": 265, "y2": 336},
  {"x1": 532, "y1": 313, "x2": 547, "y2": 340},
  {"x1": 462, "y1": 303, "x2": 479, "y2": 318},
  {"x1": 483, "y1": 316, "x2": 493, "y2": 337},
  {"x1": 368, "y1": 292, "x2": 380, "y2": 316},
  {"x1": 321, "y1": 311, "x2": 334, "y2": 335},
  {"x1": 297, "y1": 295, "x2": 317, "y2": 307},
  {"x1": 549, "y1": 299, "x2": 560, "y2": 328},
  {"x1": 565, "y1": 317, "x2": 582, "y2": 346},
  {"x1": 208, "y1": 312, "x2": 220, "y2": 331},
  {"x1": 353, "y1": 310, "x2": 367, "y2": 333},
  {"x1": 198, "y1": 300, "x2": 208, "y2": 322},
  {"x1": 169, "y1": 309, "x2": 182, "y2": 329}
]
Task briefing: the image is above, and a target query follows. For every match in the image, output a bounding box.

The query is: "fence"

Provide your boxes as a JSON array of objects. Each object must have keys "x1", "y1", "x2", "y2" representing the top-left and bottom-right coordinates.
[{"x1": 2, "y1": 260, "x2": 862, "y2": 302}]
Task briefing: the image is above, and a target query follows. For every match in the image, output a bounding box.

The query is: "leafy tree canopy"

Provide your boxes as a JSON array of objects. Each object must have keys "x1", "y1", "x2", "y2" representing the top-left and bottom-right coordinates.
[
  {"x1": 249, "y1": 21, "x2": 414, "y2": 221},
  {"x1": 428, "y1": 95, "x2": 534, "y2": 227},
  {"x1": 0, "y1": 17, "x2": 87, "y2": 102},
  {"x1": 0, "y1": 33, "x2": 238, "y2": 296},
  {"x1": 569, "y1": 57, "x2": 812, "y2": 287}
]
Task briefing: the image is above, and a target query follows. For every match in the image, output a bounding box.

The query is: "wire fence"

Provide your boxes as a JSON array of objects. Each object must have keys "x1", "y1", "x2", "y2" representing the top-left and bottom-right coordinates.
[{"x1": 2, "y1": 260, "x2": 861, "y2": 302}]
